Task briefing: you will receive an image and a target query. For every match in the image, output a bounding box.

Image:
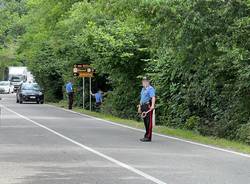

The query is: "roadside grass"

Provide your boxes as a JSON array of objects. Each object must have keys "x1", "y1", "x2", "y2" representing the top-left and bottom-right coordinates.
[{"x1": 49, "y1": 101, "x2": 250, "y2": 155}]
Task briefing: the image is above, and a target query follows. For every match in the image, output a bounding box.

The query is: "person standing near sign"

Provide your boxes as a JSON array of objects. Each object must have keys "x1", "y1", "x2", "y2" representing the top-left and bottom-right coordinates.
[
  {"x1": 90, "y1": 89, "x2": 103, "y2": 109},
  {"x1": 66, "y1": 80, "x2": 74, "y2": 110},
  {"x1": 138, "y1": 77, "x2": 156, "y2": 142}
]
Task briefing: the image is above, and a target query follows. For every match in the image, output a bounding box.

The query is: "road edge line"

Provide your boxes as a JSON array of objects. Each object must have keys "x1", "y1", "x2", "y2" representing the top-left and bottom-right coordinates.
[{"x1": 46, "y1": 104, "x2": 250, "y2": 158}]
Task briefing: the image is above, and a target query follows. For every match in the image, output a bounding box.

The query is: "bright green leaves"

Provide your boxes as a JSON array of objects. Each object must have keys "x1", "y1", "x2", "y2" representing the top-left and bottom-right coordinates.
[
  {"x1": 2, "y1": 0, "x2": 250, "y2": 143},
  {"x1": 148, "y1": 0, "x2": 250, "y2": 142}
]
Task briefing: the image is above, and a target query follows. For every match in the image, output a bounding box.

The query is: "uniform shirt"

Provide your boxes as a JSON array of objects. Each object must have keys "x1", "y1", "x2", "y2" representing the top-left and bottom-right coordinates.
[
  {"x1": 140, "y1": 85, "x2": 155, "y2": 105},
  {"x1": 66, "y1": 82, "x2": 73, "y2": 93},
  {"x1": 95, "y1": 92, "x2": 103, "y2": 103}
]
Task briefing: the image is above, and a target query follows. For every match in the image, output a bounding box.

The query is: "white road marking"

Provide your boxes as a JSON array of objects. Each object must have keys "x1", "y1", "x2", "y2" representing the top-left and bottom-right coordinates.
[
  {"x1": 1, "y1": 105, "x2": 167, "y2": 184},
  {"x1": 46, "y1": 104, "x2": 250, "y2": 158}
]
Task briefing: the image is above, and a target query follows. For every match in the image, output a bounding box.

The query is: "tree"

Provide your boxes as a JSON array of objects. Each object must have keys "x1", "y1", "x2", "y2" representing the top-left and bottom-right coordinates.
[
  {"x1": 2, "y1": 0, "x2": 250, "y2": 144},
  {"x1": 0, "y1": 0, "x2": 26, "y2": 79},
  {"x1": 147, "y1": 0, "x2": 250, "y2": 141}
]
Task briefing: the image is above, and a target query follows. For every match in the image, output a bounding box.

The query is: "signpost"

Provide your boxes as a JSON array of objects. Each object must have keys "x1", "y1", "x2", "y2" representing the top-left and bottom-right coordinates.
[
  {"x1": 89, "y1": 77, "x2": 92, "y2": 111},
  {"x1": 73, "y1": 64, "x2": 95, "y2": 111},
  {"x1": 82, "y1": 77, "x2": 85, "y2": 109}
]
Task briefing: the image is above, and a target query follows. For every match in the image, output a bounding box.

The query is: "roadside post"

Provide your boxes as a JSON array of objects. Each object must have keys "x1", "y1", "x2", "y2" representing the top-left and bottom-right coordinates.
[
  {"x1": 73, "y1": 64, "x2": 95, "y2": 111},
  {"x1": 89, "y1": 77, "x2": 92, "y2": 111},
  {"x1": 83, "y1": 77, "x2": 85, "y2": 109}
]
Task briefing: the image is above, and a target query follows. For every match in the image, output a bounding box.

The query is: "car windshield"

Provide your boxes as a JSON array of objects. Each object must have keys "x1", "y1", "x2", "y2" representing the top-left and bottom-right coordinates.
[
  {"x1": 0, "y1": 81, "x2": 9, "y2": 86},
  {"x1": 22, "y1": 83, "x2": 41, "y2": 91},
  {"x1": 11, "y1": 77, "x2": 22, "y2": 82}
]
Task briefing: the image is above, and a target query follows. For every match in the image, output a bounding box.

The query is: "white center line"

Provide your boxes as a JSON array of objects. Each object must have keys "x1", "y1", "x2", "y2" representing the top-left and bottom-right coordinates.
[{"x1": 2, "y1": 105, "x2": 167, "y2": 184}]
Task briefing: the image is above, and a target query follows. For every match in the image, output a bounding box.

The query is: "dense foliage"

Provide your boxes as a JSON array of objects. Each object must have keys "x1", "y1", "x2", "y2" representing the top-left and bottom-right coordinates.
[
  {"x1": 0, "y1": 0, "x2": 26, "y2": 79},
  {"x1": 1, "y1": 0, "x2": 250, "y2": 144},
  {"x1": 150, "y1": 0, "x2": 250, "y2": 143}
]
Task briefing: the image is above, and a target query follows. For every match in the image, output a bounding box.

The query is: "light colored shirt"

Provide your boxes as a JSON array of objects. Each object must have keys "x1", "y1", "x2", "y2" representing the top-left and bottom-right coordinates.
[
  {"x1": 66, "y1": 82, "x2": 73, "y2": 93},
  {"x1": 95, "y1": 92, "x2": 103, "y2": 103},
  {"x1": 140, "y1": 85, "x2": 155, "y2": 105}
]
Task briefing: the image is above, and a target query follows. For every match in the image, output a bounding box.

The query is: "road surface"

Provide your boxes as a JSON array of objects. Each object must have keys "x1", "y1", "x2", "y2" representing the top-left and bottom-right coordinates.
[{"x1": 0, "y1": 94, "x2": 249, "y2": 184}]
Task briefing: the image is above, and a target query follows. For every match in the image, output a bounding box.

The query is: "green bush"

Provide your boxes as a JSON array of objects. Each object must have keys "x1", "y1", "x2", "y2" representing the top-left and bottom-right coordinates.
[
  {"x1": 149, "y1": 0, "x2": 250, "y2": 143},
  {"x1": 185, "y1": 116, "x2": 200, "y2": 131},
  {"x1": 101, "y1": 84, "x2": 140, "y2": 119},
  {"x1": 3, "y1": 0, "x2": 250, "y2": 144},
  {"x1": 237, "y1": 123, "x2": 250, "y2": 145}
]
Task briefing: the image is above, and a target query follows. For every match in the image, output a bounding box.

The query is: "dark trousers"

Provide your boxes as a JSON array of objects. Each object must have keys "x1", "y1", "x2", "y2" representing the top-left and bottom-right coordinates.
[
  {"x1": 141, "y1": 104, "x2": 153, "y2": 140},
  {"x1": 68, "y1": 92, "x2": 74, "y2": 109},
  {"x1": 95, "y1": 102, "x2": 102, "y2": 110}
]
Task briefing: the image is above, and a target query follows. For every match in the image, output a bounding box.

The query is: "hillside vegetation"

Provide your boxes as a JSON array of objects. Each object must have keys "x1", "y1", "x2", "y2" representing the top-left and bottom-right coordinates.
[{"x1": 0, "y1": 0, "x2": 250, "y2": 144}]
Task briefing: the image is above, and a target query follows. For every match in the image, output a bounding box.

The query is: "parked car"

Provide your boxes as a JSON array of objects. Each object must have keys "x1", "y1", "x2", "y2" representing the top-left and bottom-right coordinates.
[
  {"x1": 16, "y1": 83, "x2": 44, "y2": 104},
  {"x1": 0, "y1": 81, "x2": 14, "y2": 94}
]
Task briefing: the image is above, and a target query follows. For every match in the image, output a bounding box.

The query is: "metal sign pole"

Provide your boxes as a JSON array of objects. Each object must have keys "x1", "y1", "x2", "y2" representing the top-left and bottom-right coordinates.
[
  {"x1": 74, "y1": 64, "x2": 95, "y2": 111},
  {"x1": 83, "y1": 77, "x2": 85, "y2": 109},
  {"x1": 89, "y1": 77, "x2": 92, "y2": 111}
]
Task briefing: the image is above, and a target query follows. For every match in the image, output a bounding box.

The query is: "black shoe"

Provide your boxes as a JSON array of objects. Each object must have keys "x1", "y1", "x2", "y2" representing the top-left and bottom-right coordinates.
[{"x1": 140, "y1": 138, "x2": 151, "y2": 142}]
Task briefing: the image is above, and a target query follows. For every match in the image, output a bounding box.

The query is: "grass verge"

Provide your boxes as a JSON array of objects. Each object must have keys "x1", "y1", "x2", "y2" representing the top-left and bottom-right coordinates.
[{"x1": 49, "y1": 101, "x2": 250, "y2": 155}]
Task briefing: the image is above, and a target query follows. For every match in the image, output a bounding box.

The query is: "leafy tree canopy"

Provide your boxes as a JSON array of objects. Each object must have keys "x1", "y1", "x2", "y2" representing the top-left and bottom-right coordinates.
[{"x1": 1, "y1": 0, "x2": 250, "y2": 144}]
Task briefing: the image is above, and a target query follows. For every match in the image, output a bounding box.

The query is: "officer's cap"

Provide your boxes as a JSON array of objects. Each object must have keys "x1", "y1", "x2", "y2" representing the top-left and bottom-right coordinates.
[{"x1": 142, "y1": 76, "x2": 150, "y2": 81}]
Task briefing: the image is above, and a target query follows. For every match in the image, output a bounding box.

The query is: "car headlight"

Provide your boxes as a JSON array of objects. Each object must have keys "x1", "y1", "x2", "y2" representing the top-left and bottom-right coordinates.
[{"x1": 39, "y1": 92, "x2": 43, "y2": 96}]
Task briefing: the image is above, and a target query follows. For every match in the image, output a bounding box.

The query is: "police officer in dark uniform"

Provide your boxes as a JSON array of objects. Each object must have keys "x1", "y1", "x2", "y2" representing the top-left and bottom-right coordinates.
[{"x1": 138, "y1": 77, "x2": 156, "y2": 142}]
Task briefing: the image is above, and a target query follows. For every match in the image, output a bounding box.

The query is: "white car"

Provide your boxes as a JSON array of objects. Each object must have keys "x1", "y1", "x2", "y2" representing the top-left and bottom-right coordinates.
[{"x1": 0, "y1": 81, "x2": 14, "y2": 94}]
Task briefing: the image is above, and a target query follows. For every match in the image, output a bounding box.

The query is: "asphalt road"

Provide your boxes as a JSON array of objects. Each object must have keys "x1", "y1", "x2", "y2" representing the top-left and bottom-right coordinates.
[{"x1": 0, "y1": 94, "x2": 249, "y2": 184}]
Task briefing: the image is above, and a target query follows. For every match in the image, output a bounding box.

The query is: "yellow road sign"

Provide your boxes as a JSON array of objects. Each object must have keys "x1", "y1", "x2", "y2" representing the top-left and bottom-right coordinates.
[
  {"x1": 73, "y1": 64, "x2": 95, "y2": 78},
  {"x1": 78, "y1": 72, "x2": 93, "y2": 78}
]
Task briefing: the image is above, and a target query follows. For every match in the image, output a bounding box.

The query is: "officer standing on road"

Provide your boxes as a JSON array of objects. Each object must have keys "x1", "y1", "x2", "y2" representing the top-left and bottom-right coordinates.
[
  {"x1": 66, "y1": 80, "x2": 74, "y2": 110},
  {"x1": 138, "y1": 77, "x2": 156, "y2": 142}
]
